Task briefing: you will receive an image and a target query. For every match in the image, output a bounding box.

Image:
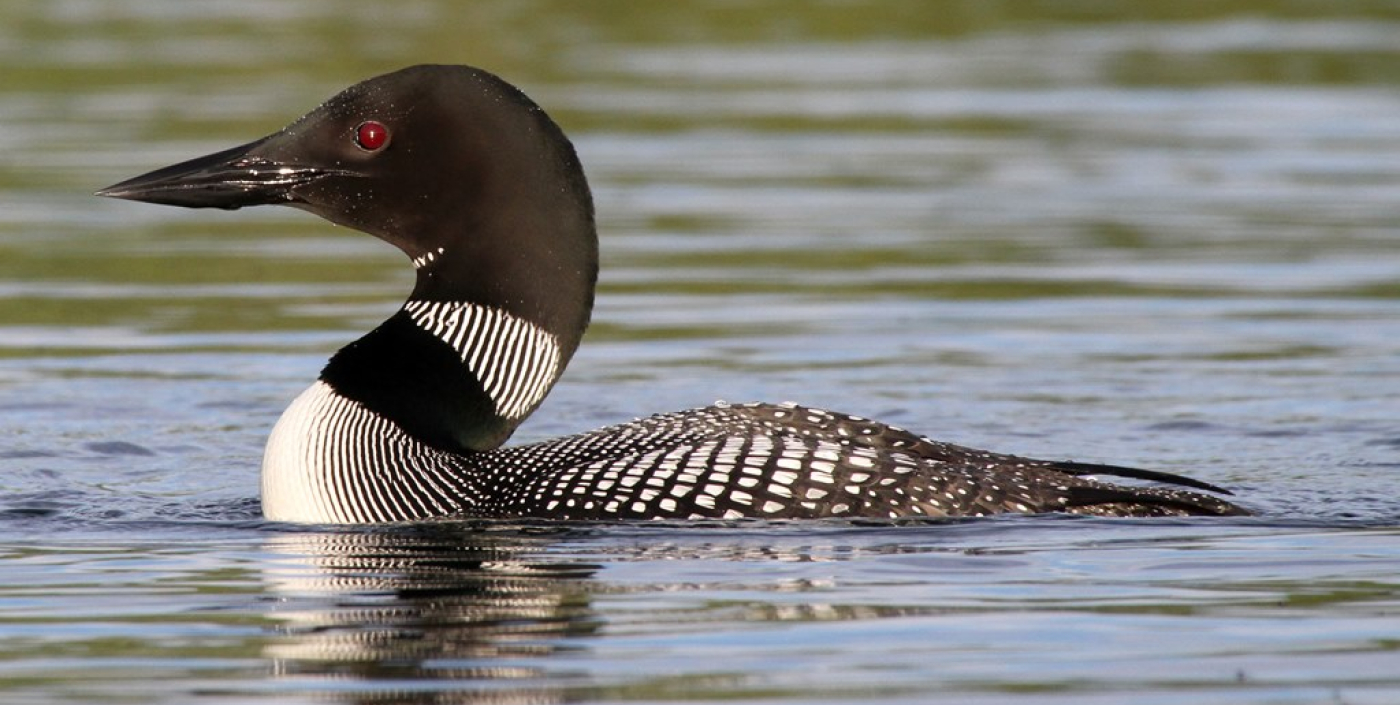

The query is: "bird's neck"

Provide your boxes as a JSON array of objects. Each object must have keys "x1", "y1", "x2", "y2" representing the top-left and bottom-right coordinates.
[
  {"x1": 310, "y1": 87, "x2": 597, "y2": 454},
  {"x1": 319, "y1": 213, "x2": 597, "y2": 453}
]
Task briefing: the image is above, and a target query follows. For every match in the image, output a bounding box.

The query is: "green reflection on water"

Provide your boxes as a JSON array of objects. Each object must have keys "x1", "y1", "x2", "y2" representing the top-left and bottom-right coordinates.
[{"x1": 2, "y1": 0, "x2": 1397, "y2": 341}]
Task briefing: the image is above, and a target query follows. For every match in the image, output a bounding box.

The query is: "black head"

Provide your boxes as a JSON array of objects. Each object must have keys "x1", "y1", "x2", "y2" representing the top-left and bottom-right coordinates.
[
  {"x1": 99, "y1": 64, "x2": 598, "y2": 340},
  {"x1": 100, "y1": 66, "x2": 600, "y2": 451}
]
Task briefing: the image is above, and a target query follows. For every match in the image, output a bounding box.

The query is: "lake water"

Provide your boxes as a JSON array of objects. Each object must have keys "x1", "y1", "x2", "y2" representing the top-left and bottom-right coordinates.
[{"x1": 2, "y1": 1, "x2": 1399, "y2": 703}]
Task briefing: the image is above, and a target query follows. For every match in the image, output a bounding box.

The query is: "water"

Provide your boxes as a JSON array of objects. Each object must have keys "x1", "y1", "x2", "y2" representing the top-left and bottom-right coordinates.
[{"x1": 2, "y1": 1, "x2": 1399, "y2": 702}]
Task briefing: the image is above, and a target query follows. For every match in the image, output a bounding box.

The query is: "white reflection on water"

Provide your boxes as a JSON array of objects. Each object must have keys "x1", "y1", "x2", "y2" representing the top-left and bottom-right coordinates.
[{"x1": 238, "y1": 521, "x2": 1400, "y2": 702}]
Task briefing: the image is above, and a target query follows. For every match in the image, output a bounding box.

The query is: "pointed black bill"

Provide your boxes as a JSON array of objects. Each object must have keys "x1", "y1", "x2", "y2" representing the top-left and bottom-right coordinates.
[{"x1": 96, "y1": 137, "x2": 348, "y2": 210}]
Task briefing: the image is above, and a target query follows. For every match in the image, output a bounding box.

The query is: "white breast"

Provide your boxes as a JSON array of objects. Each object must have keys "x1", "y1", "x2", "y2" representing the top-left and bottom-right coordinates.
[{"x1": 261, "y1": 381, "x2": 353, "y2": 523}]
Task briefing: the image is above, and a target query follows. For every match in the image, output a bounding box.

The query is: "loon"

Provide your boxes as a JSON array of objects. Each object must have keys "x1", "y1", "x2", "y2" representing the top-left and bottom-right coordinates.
[{"x1": 97, "y1": 65, "x2": 1248, "y2": 524}]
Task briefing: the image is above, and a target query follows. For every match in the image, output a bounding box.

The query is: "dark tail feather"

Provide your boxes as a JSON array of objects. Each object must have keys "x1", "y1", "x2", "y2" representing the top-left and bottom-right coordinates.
[
  {"x1": 1063, "y1": 485, "x2": 1250, "y2": 517},
  {"x1": 1050, "y1": 460, "x2": 1233, "y2": 495}
]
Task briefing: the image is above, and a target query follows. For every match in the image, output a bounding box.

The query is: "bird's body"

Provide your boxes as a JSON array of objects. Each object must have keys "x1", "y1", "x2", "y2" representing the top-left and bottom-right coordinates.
[{"x1": 99, "y1": 65, "x2": 1248, "y2": 524}]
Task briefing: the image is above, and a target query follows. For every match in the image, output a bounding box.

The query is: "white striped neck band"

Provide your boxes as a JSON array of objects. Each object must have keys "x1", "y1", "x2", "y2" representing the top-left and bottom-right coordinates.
[{"x1": 402, "y1": 300, "x2": 562, "y2": 420}]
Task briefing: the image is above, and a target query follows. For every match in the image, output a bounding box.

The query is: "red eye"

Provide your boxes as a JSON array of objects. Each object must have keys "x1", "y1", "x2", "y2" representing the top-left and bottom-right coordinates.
[{"x1": 354, "y1": 120, "x2": 390, "y2": 151}]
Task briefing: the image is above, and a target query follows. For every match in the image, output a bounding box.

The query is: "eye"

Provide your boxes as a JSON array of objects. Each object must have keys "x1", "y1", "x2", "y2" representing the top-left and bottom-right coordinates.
[{"x1": 354, "y1": 120, "x2": 390, "y2": 151}]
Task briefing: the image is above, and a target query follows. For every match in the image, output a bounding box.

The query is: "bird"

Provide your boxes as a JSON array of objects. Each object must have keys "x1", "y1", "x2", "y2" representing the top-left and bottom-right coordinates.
[{"x1": 97, "y1": 64, "x2": 1248, "y2": 524}]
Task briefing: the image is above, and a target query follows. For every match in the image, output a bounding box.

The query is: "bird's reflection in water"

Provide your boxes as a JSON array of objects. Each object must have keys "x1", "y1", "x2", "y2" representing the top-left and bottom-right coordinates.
[
  {"x1": 257, "y1": 521, "x2": 968, "y2": 703},
  {"x1": 260, "y1": 523, "x2": 601, "y2": 704}
]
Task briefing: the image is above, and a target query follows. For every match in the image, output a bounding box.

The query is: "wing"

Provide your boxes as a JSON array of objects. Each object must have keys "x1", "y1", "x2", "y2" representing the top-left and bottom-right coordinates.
[{"x1": 484, "y1": 402, "x2": 1248, "y2": 520}]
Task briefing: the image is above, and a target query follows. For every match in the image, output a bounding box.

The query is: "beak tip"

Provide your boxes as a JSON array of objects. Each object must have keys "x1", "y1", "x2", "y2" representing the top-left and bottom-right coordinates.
[
  {"x1": 92, "y1": 183, "x2": 160, "y2": 204},
  {"x1": 91, "y1": 137, "x2": 302, "y2": 210}
]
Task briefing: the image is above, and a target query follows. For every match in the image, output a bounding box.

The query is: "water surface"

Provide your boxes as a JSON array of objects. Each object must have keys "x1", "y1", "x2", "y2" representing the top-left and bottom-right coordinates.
[{"x1": 2, "y1": 1, "x2": 1398, "y2": 703}]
